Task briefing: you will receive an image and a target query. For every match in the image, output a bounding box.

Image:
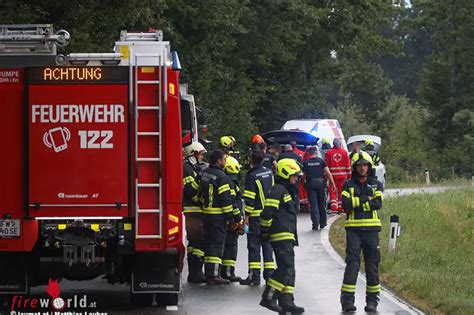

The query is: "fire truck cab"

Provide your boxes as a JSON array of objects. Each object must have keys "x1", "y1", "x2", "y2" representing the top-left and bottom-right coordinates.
[{"x1": 0, "y1": 24, "x2": 187, "y2": 307}]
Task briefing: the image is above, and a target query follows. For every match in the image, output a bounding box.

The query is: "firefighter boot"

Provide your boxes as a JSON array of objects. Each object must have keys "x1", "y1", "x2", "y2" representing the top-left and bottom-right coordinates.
[
  {"x1": 278, "y1": 293, "x2": 305, "y2": 314},
  {"x1": 259, "y1": 286, "x2": 282, "y2": 312},
  {"x1": 340, "y1": 293, "x2": 357, "y2": 312},
  {"x1": 207, "y1": 265, "x2": 230, "y2": 285},
  {"x1": 239, "y1": 269, "x2": 261, "y2": 286},
  {"x1": 364, "y1": 293, "x2": 379, "y2": 313},
  {"x1": 187, "y1": 255, "x2": 206, "y2": 283},
  {"x1": 221, "y1": 266, "x2": 242, "y2": 282}
]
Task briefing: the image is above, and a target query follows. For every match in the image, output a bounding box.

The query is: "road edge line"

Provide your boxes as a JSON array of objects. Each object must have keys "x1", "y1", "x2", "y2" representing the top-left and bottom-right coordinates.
[{"x1": 320, "y1": 214, "x2": 425, "y2": 315}]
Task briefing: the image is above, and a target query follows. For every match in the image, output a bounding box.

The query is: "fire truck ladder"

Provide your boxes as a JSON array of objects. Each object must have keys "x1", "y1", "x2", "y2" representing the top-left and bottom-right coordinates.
[
  {"x1": 0, "y1": 24, "x2": 70, "y2": 54},
  {"x1": 133, "y1": 51, "x2": 167, "y2": 240}
]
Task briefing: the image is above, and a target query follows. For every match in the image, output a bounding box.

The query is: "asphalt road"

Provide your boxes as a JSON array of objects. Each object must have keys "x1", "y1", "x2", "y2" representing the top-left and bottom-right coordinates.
[{"x1": 9, "y1": 187, "x2": 455, "y2": 315}]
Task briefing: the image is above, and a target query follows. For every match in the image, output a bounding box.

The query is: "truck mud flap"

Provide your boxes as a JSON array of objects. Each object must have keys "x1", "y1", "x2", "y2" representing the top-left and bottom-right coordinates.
[
  {"x1": 0, "y1": 254, "x2": 28, "y2": 294},
  {"x1": 131, "y1": 270, "x2": 180, "y2": 294},
  {"x1": 131, "y1": 253, "x2": 181, "y2": 294}
]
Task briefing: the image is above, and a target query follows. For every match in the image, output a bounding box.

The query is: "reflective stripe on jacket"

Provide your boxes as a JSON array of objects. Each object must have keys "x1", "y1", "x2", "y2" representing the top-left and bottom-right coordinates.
[
  {"x1": 200, "y1": 165, "x2": 233, "y2": 216},
  {"x1": 341, "y1": 176, "x2": 384, "y2": 231}
]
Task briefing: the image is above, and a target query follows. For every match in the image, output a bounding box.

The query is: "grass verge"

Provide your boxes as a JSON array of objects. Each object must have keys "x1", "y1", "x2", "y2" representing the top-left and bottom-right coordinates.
[
  {"x1": 385, "y1": 178, "x2": 471, "y2": 189},
  {"x1": 329, "y1": 187, "x2": 474, "y2": 314}
]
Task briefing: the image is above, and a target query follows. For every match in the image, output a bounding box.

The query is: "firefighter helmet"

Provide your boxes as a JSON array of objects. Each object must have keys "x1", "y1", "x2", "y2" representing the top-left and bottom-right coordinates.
[
  {"x1": 184, "y1": 142, "x2": 206, "y2": 157},
  {"x1": 322, "y1": 137, "x2": 330, "y2": 144},
  {"x1": 224, "y1": 156, "x2": 241, "y2": 175},
  {"x1": 276, "y1": 158, "x2": 303, "y2": 179},
  {"x1": 220, "y1": 136, "x2": 233, "y2": 148},
  {"x1": 365, "y1": 139, "x2": 374, "y2": 146},
  {"x1": 351, "y1": 151, "x2": 373, "y2": 167},
  {"x1": 251, "y1": 134, "x2": 265, "y2": 144}
]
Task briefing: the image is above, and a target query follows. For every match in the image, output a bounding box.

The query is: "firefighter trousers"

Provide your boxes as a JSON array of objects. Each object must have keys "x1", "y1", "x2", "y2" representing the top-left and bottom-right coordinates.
[
  {"x1": 306, "y1": 179, "x2": 327, "y2": 228},
  {"x1": 329, "y1": 179, "x2": 345, "y2": 211},
  {"x1": 247, "y1": 217, "x2": 275, "y2": 279},
  {"x1": 266, "y1": 241, "x2": 295, "y2": 294},
  {"x1": 185, "y1": 213, "x2": 205, "y2": 277},
  {"x1": 222, "y1": 229, "x2": 239, "y2": 269},
  {"x1": 203, "y1": 214, "x2": 227, "y2": 278},
  {"x1": 341, "y1": 230, "x2": 381, "y2": 303}
]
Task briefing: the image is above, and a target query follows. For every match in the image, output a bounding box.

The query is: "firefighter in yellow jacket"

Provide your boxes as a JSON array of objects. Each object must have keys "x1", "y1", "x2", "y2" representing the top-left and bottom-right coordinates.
[
  {"x1": 340, "y1": 151, "x2": 384, "y2": 312},
  {"x1": 259, "y1": 159, "x2": 305, "y2": 314}
]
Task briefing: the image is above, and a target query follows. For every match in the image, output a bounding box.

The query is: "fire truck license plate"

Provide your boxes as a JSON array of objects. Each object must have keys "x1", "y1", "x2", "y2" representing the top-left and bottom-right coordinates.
[{"x1": 0, "y1": 220, "x2": 20, "y2": 238}]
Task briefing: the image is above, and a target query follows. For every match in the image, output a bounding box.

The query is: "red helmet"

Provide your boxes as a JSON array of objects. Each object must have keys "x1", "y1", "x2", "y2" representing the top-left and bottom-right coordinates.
[{"x1": 251, "y1": 134, "x2": 264, "y2": 144}]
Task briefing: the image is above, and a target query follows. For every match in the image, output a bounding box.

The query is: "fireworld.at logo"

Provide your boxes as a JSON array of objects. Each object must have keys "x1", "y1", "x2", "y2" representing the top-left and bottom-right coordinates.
[{"x1": 10, "y1": 278, "x2": 98, "y2": 312}]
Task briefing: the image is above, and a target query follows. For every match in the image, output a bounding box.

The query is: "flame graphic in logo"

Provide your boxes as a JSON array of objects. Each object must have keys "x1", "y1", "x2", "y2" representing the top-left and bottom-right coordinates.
[{"x1": 47, "y1": 278, "x2": 61, "y2": 299}]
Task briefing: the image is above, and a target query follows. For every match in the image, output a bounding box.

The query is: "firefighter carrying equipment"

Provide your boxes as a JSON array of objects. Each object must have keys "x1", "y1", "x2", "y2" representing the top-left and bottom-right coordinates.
[
  {"x1": 340, "y1": 155, "x2": 384, "y2": 310},
  {"x1": 259, "y1": 175, "x2": 304, "y2": 313},
  {"x1": 276, "y1": 158, "x2": 303, "y2": 179}
]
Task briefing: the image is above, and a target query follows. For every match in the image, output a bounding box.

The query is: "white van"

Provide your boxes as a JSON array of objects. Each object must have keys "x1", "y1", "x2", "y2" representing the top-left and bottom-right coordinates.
[{"x1": 281, "y1": 119, "x2": 348, "y2": 151}]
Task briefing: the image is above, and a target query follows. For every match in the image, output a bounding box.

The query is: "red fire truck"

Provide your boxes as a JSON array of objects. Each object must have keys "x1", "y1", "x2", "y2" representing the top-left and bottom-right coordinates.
[{"x1": 0, "y1": 24, "x2": 187, "y2": 306}]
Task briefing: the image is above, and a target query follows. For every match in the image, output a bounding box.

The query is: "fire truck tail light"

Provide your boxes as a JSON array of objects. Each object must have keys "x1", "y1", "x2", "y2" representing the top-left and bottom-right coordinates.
[
  {"x1": 169, "y1": 214, "x2": 179, "y2": 223},
  {"x1": 169, "y1": 83, "x2": 176, "y2": 95},
  {"x1": 168, "y1": 226, "x2": 179, "y2": 236},
  {"x1": 168, "y1": 214, "x2": 179, "y2": 236}
]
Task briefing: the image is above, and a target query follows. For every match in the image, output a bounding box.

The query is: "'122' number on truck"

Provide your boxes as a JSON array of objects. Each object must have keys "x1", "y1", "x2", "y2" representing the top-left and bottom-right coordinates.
[{"x1": 78, "y1": 130, "x2": 113, "y2": 149}]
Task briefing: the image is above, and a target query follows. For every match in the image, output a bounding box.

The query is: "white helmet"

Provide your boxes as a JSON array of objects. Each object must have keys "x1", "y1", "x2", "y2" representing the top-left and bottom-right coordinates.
[{"x1": 184, "y1": 142, "x2": 206, "y2": 157}]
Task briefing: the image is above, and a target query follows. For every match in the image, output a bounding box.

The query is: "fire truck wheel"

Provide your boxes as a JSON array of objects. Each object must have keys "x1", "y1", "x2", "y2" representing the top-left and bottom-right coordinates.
[
  {"x1": 156, "y1": 293, "x2": 178, "y2": 306},
  {"x1": 130, "y1": 292, "x2": 154, "y2": 307}
]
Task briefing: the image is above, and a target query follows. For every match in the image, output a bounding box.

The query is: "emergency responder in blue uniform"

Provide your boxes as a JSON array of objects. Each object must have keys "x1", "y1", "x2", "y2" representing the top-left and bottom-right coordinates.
[
  {"x1": 340, "y1": 151, "x2": 384, "y2": 312},
  {"x1": 302, "y1": 146, "x2": 336, "y2": 230},
  {"x1": 278, "y1": 144, "x2": 303, "y2": 163},
  {"x1": 183, "y1": 142, "x2": 207, "y2": 283},
  {"x1": 240, "y1": 150, "x2": 275, "y2": 285},
  {"x1": 200, "y1": 150, "x2": 238, "y2": 285},
  {"x1": 221, "y1": 156, "x2": 244, "y2": 282},
  {"x1": 259, "y1": 159, "x2": 305, "y2": 314}
]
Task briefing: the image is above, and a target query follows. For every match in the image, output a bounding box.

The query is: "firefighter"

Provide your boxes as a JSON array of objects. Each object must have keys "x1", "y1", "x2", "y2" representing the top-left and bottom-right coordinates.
[
  {"x1": 340, "y1": 151, "x2": 383, "y2": 312},
  {"x1": 326, "y1": 138, "x2": 351, "y2": 213},
  {"x1": 321, "y1": 137, "x2": 332, "y2": 159},
  {"x1": 240, "y1": 150, "x2": 275, "y2": 285},
  {"x1": 260, "y1": 142, "x2": 277, "y2": 171},
  {"x1": 221, "y1": 156, "x2": 244, "y2": 282},
  {"x1": 364, "y1": 139, "x2": 381, "y2": 165},
  {"x1": 259, "y1": 159, "x2": 305, "y2": 314},
  {"x1": 200, "y1": 150, "x2": 236, "y2": 285},
  {"x1": 349, "y1": 141, "x2": 362, "y2": 161},
  {"x1": 183, "y1": 142, "x2": 207, "y2": 283},
  {"x1": 302, "y1": 146, "x2": 336, "y2": 230},
  {"x1": 220, "y1": 135, "x2": 240, "y2": 160}
]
